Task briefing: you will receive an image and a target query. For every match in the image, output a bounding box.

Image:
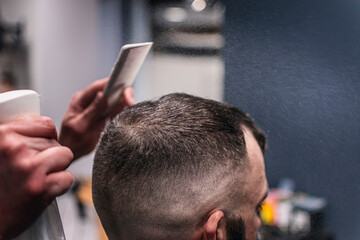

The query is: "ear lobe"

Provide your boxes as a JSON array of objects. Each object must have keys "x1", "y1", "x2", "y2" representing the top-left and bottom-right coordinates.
[{"x1": 203, "y1": 210, "x2": 225, "y2": 240}]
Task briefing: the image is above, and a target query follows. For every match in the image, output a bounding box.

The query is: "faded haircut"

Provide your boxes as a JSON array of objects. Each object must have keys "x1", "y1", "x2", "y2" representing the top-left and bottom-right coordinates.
[{"x1": 92, "y1": 93, "x2": 266, "y2": 240}]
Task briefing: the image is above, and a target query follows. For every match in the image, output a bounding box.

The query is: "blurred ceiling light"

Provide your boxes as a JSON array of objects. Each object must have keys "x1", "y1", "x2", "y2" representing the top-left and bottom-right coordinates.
[
  {"x1": 191, "y1": 0, "x2": 207, "y2": 12},
  {"x1": 163, "y1": 7, "x2": 187, "y2": 22}
]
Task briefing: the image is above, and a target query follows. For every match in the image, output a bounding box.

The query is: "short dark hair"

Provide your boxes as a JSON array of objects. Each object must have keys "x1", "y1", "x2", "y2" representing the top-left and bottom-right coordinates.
[{"x1": 92, "y1": 93, "x2": 266, "y2": 240}]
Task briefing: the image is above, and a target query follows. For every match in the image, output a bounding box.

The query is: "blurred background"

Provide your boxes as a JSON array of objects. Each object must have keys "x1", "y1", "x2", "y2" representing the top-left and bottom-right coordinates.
[{"x1": 1, "y1": 0, "x2": 359, "y2": 240}]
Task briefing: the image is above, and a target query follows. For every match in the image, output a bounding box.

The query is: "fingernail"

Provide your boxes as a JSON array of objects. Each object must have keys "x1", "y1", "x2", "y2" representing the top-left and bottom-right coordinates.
[
  {"x1": 129, "y1": 90, "x2": 135, "y2": 104},
  {"x1": 95, "y1": 91, "x2": 104, "y2": 102}
]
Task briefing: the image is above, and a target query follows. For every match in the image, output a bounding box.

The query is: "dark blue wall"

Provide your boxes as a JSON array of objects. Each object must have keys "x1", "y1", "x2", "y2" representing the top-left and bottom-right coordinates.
[{"x1": 223, "y1": 0, "x2": 360, "y2": 239}]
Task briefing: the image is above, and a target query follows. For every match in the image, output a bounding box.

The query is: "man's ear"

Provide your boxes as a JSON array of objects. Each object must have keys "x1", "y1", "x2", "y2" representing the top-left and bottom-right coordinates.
[{"x1": 202, "y1": 210, "x2": 225, "y2": 240}]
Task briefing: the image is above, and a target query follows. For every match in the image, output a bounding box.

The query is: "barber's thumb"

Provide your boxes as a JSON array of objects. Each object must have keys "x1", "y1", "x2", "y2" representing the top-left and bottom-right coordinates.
[
  {"x1": 123, "y1": 87, "x2": 135, "y2": 106},
  {"x1": 83, "y1": 91, "x2": 107, "y2": 120}
]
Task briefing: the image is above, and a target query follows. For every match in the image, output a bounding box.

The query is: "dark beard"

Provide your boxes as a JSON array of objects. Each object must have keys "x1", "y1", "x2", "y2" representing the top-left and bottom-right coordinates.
[{"x1": 226, "y1": 216, "x2": 246, "y2": 240}]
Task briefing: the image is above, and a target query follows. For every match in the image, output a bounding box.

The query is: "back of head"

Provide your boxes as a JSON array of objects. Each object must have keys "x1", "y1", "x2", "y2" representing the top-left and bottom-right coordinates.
[{"x1": 92, "y1": 93, "x2": 265, "y2": 240}]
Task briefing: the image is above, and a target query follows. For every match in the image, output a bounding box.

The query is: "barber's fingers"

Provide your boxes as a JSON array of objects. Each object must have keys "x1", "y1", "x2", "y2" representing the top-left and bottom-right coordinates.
[
  {"x1": 45, "y1": 170, "x2": 74, "y2": 200},
  {"x1": 73, "y1": 78, "x2": 108, "y2": 109},
  {"x1": 0, "y1": 115, "x2": 58, "y2": 139},
  {"x1": 109, "y1": 87, "x2": 135, "y2": 119},
  {"x1": 25, "y1": 137, "x2": 60, "y2": 152},
  {"x1": 123, "y1": 87, "x2": 135, "y2": 106},
  {"x1": 28, "y1": 146, "x2": 73, "y2": 202},
  {"x1": 34, "y1": 146, "x2": 73, "y2": 174},
  {"x1": 0, "y1": 132, "x2": 60, "y2": 163},
  {"x1": 81, "y1": 91, "x2": 108, "y2": 124}
]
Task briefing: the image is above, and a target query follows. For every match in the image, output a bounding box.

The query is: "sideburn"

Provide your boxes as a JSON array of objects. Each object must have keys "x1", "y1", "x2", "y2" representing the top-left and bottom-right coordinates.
[{"x1": 226, "y1": 216, "x2": 246, "y2": 240}]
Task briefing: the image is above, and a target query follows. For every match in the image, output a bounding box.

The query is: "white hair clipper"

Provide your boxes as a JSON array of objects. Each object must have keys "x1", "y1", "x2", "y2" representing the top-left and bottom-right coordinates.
[{"x1": 0, "y1": 90, "x2": 66, "y2": 240}]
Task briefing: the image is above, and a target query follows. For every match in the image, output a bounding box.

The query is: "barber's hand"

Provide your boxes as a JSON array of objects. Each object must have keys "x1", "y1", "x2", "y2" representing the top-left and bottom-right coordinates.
[
  {"x1": 59, "y1": 78, "x2": 135, "y2": 160},
  {"x1": 0, "y1": 115, "x2": 74, "y2": 240}
]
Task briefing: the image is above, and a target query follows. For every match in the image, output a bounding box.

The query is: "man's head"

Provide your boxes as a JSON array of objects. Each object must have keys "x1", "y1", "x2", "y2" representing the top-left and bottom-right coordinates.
[{"x1": 92, "y1": 93, "x2": 268, "y2": 240}]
